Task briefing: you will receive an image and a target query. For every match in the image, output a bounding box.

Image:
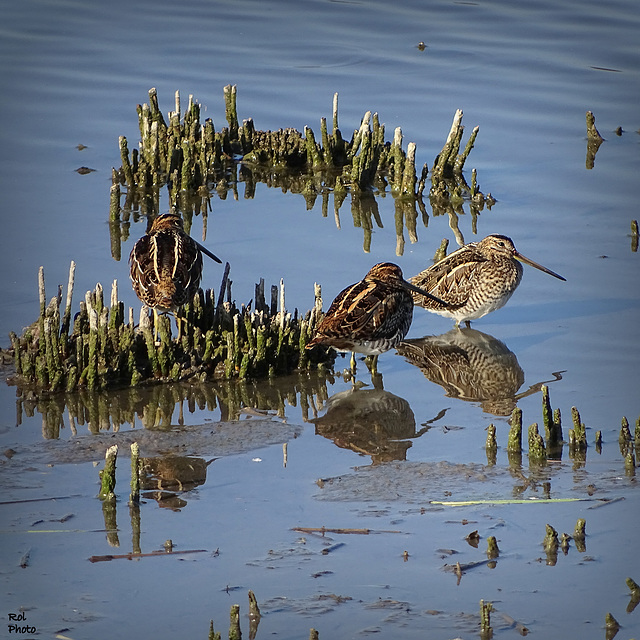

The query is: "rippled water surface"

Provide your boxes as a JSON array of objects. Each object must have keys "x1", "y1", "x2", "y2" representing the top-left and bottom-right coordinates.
[{"x1": 1, "y1": 0, "x2": 639, "y2": 638}]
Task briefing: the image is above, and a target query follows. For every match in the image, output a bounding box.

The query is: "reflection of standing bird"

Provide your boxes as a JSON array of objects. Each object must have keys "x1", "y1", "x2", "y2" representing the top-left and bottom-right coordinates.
[
  {"x1": 129, "y1": 213, "x2": 221, "y2": 340},
  {"x1": 305, "y1": 262, "x2": 447, "y2": 373},
  {"x1": 312, "y1": 388, "x2": 416, "y2": 463},
  {"x1": 409, "y1": 234, "x2": 565, "y2": 327},
  {"x1": 397, "y1": 328, "x2": 525, "y2": 416}
]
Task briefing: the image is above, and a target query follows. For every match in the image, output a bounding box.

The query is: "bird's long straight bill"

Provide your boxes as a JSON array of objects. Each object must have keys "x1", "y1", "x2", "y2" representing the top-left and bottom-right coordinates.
[
  {"x1": 196, "y1": 241, "x2": 222, "y2": 264},
  {"x1": 402, "y1": 279, "x2": 449, "y2": 306},
  {"x1": 515, "y1": 252, "x2": 565, "y2": 281}
]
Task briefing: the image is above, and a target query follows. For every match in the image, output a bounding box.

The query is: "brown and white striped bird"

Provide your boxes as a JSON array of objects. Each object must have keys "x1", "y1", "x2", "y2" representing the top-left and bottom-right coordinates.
[
  {"x1": 129, "y1": 213, "x2": 221, "y2": 340},
  {"x1": 305, "y1": 262, "x2": 447, "y2": 374},
  {"x1": 409, "y1": 234, "x2": 565, "y2": 327}
]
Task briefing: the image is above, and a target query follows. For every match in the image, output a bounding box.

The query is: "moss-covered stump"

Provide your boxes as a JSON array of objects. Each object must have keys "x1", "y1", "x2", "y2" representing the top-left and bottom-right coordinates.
[{"x1": 7, "y1": 263, "x2": 335, "y2": 395}]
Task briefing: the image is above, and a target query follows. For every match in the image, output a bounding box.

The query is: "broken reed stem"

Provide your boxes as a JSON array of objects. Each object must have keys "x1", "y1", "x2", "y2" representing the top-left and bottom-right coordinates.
[
  {"x1": 486, "y1": 536, "x2": 499, "y2": 559},
  {"x1": 130, "y1": 442, "x2": 140, "y2": 504},
  {"x1": 99, "y1": 445, "x2": 118, "y2": 500},
  {"x1": 586, "y1": 111, "x2": 604, "y2": 143},
  {"x1": 508, "y1": 407, "x2": 523, "y2": 452},
  {"x1": 543, "y1": 523, "x2": 559, "y2": 565},
  {"x1": 569, "y1": 406, "x2": 587, "y2": 449},
  {"x1": 528, "y1": 423, "x2": 546, "y2": 461},
  {"x1": 228, "y1": 604, "x2": 241, "y2": 640},
  {"x1": 479, "y1": 599, "x2": 493, "y2": 634}
]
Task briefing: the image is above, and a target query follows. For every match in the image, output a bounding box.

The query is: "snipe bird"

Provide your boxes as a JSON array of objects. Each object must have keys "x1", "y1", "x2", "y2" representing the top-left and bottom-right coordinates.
[
  {"x1": 409, "y1": 234, "x2": 565, "y2": 327},
  {"x1": 129, "y1": 213, "x2": 221, "y2": 340},
  {"x1": 305, "y1": 262, "x2": 447, "y2": 374}
]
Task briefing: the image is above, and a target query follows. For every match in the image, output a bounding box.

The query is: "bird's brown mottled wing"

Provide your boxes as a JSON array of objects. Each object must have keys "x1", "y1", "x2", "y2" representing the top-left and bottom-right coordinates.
[
  {"x1": 307, "y1": 279, "x2": 382, "y2": 348},
  {"x1": 409, "y1": 244, "x2": 488, "y2": 311},
  {"x1": 129, "y1": 235, "x2": 155, "y2": 306},
  {"x1": 129, "y1": 230, "x2": 203, "y2": 309},
  {"x1": 169, "y1": 234, "x2": 203, "y2": 305}
]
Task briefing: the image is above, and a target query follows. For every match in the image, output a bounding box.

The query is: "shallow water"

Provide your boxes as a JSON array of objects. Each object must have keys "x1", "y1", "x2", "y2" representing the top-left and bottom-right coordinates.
[{"x1": 1, "y1": 0, "x2": 639, "y2": 638}]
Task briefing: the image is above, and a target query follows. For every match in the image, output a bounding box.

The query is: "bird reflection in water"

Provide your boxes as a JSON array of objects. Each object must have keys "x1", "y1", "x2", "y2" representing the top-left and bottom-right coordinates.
[
  {"x1": 397, "y1": 328, "x2": 562, "y2": 416},
  {"x1": 312, "y1": 388, "x2": 433, "y2": 463},
  {"x1": 140, "y1": 455, "x2": 215, "y2": 510}
]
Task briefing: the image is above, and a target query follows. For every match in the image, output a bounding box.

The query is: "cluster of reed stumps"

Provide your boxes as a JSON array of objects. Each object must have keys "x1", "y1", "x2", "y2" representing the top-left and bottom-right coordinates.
[
  {"x1": 108, "y1": 86, "x2": 494, "y2": 258},
  {"x1": 486, "y1": 385, "x2": 640, "y2": 473},
  {"x1": 9, "y1": 261, "x2": 334, "y2": 393}
]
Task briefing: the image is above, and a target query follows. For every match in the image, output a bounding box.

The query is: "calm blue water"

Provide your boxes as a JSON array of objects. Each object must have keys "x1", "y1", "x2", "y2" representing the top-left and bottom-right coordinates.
[{"x1": 1, "y1": 0, "x2": 639, "y2": 638}]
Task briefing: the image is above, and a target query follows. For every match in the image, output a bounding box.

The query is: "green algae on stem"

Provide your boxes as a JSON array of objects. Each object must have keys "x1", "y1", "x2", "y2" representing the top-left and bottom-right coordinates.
[
  {"x1": 129, "y1": 442, "x2": 140, "y2": 504},
  {"x1": 99, "y1": 444, "x2": 118, "y2": 500},
  {"x1": 573, "y1": 518, "x2": 586, "y2": 553},
  {"x1": 507, "y1": 407, "x2": 523, "y2": 453},
  {"x1": 543, "y1": 523, "x2": 559, "y2": 566},
  {"x1": 228, "y1": 604, "x2": 241, "y2": 640},
  {"x1": 479, "y1": 599, "x2": 493, "y2": 639},
  {"x1": 486, "y1": 535, "x2": 499, "y2": 560},
  {"x1": 528, "y1": 423, "x2": 547, "y2": 462},
  {"x1": 542, "y1": 384, "x2": 563, "y2": 452}
]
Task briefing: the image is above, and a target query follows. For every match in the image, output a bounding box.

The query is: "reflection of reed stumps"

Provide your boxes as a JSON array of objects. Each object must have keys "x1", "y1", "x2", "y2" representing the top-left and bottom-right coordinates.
[
  {"x1": 130, "y1": 502, "x2": 141, "y2": 555},
  {"x1": 479, "y1": 599, "x2": 493, "y2": 640},
  {"x1": 585, "y1": 111, "x2": 604, "y2": 170},
  {"x1": 625, "y1": 446, "x2": 636, "y2": 477},
  {"x1": 248, "y1": 590, "x2": 261, "y2": 640},
  {"x1": 543, "y1": 523, "x2": 559, "y2": 566},
  {"x1": 626, "y1": 577, "x2": 640, "y2": 614},
  {"x1": 573, "y1": 518, "x2": 586, "y2": 553}
]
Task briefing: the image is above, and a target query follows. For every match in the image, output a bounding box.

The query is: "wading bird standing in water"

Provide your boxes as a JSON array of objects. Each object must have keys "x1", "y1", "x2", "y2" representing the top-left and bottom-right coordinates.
[
  {"x1": 129, "y1": 213, "x2": 221, "y2": 341},
  {"x1": 305, "y1": 262, "x2": 448, "y2": 375},
  {"x1": 409, "y1": 234, "x2": 565, "y2": 327}
]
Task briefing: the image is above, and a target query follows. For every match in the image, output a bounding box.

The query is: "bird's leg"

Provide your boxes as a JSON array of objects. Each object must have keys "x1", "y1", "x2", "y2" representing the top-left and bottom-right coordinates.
[
  {"x1": 350, "y1": 351, "x2": 357, "y2": 373},
  {"x1": 174, "y1": 308, "x2": 186, "y2": 343},
  {"x1": 153, "y1": 308, "x2": 160, "y2": 344}
]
